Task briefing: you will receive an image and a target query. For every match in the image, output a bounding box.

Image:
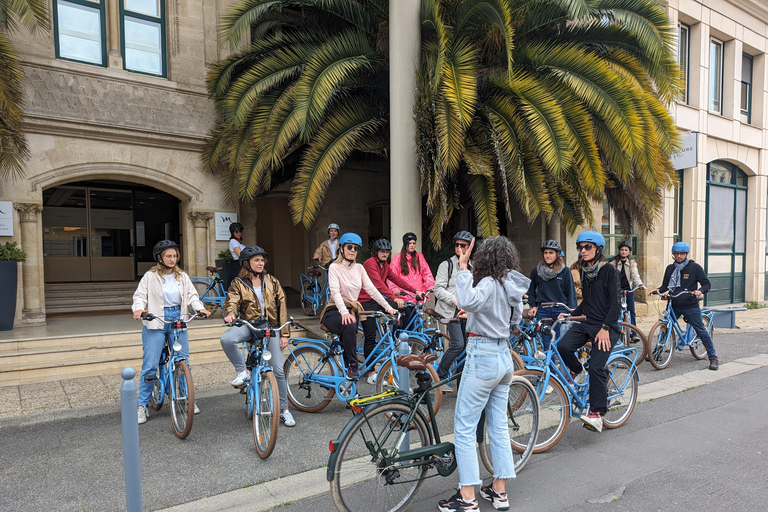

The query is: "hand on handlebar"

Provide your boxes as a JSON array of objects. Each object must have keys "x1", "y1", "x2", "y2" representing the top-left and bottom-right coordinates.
[
  {"x1": 133, "y1": 309, "x2": 148, "y2": 320},
  {"x1": 394, "y1": 298, "x2": 405, "y2": 308},
  {"x1": 197, "y1": 309, "x2": 211, "y2": 317}
]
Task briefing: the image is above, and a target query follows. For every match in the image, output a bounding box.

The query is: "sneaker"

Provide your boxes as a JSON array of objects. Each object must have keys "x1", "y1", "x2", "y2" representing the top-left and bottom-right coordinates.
[
  {"x1": 280, "y1": 410, "x2": 296, "y2": 427},
  {"x1": 709, "y1": 357, "x2": 719, "y2": 371},
  {"x1": 366, "y1": 372, "x2": 377, "y2": 385},
  {"x1": 440, "y1": 384, "x2": 454, "y2": 394},
  {"x1": 580, "y1": 411, "x2": 603, "y2": 432},
  {"x1": 347, "y1": 364, "x2": 359, "y2": 381},
  {"x1": 137, "y1": 405, "x2": 148, "y2": 425},
  {"x1": 545, "y1": 384, "x2": 554, "y2": 395},
  {"x1": 231, "y1": 370, "x2": 250, "y2": 387},
  {"x1": 630, "y1": 336, "x2": 641, "y2": 344},
  {"x1": 438, "y1": 491, "x2": 479, "y2": 512},
  {"x1": 570, "y1": 370, "x2": 587, "y2": 384},
  {"x1": 194, "y1": 403, "x2": 200, "y2": 415},
  {"x1": 480, "y1": 485, "x2": 510, "y2": 511}
]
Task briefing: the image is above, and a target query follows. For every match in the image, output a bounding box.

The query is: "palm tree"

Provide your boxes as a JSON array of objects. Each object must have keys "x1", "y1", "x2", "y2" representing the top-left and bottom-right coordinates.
[
  {"x1": 0, "y1": 0, "x2": 49, "y2": 179},
  {"x1": 205, "y1": 0, "x2": 681, "y2": 246}
]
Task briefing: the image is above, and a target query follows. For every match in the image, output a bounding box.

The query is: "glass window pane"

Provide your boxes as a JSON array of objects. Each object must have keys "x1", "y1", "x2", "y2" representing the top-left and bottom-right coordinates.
[
  {"x1": 742, "y1": 54, "x2": 753, "y2": 84},
  {"x1": 710, "y1": 40, "x2": 723, "y2": 112},
  {"x1": 678, "y1": 24, "x2": 689, "y2": 103},
  {"x1": 736, "y1": 189, "x2": 746, "y2": 252},
  {"x1": 708, "y1": 186, "x2": 735, "y2": 252},
  {"x1": 57, "y1": 1, "x2": 103, "y2": 64},
  {"x1": 125, "y1": 16, "x2": 162, "y2": 74},
  {"x1": 125, "y1": 0, "x2": 159, "y2": 17}
]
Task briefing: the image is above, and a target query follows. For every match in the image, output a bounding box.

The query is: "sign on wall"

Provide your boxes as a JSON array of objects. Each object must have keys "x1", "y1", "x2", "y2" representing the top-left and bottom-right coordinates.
[
  {"x1": 0, "y1": 202, "x2": 13, "y2": 236},
  {"x1": 671, "y1": 132, "x2": 698, "y2": 170},
  {"x1": 215, "y1": 212, "x2": 238, "y2": 241}
]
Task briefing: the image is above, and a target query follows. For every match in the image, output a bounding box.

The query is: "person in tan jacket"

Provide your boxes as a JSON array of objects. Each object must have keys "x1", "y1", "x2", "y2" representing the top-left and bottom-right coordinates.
[
  {"x1": 220, "y1": 245, "x2": 296, "y2": 426},
  {"x1": 132, "y1": 240, "x2": 210, "y2": 425},
  {"x1": 313, "y1": 223, "x2": 340, "y2": 266}
]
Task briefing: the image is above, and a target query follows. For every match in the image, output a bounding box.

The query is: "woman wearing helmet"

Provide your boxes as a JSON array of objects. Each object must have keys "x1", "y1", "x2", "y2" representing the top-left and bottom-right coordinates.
[
  {"x1": 132, "y1": 240, "x2": 211, "y2": 425},
  {"x1": 228, "y1": 222, "x2": 246, "y2": 260},
  {"x1": 389, "y1": 232, "x2": 435, "y2": 303},
  {"x1": 609, "y1": 241, "x2": 646, "y2": 341},
  {"x1": 313, "y1": 223, "x2": 340, "y2": 266},
  {"x1": 556, "y1": 231, "x2": 621, "y2": 433},
  {"x1": 220, "y1": 245, "x2": 297, "y2": 427},
  {"x1": 323, "y1": 233, "x2": 398, "y2": 381},
  {"x1": 526, "y1": 240, "x2": 577, "y2": 348}
]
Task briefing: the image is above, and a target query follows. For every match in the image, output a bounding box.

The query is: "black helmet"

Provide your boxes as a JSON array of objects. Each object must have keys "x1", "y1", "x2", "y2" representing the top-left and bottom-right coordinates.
[
  {"x1": 540, "y1": 240, "x2": 562, "y2": 253},
  {"x1": 402, "y1": 232, "x2": 418, "y2": 244},
  {"x1": 240, "y1": 245, "x2": 268, "y2": 266},
  {"x1": 229, "y1": 222, "x2": 244, "y2": 234},
  {"x1": 618, "y1": 240, "x2": 632, "y2": 251},
  {"x1": 373, "y1": 238, "x2": 392, "y2": 251},
  {"x1": 153, "y1": 240, "x2": 180, "y2": 260},
  {"x1": 453, "y1": 231, "x2": 473, "y2": 243}
]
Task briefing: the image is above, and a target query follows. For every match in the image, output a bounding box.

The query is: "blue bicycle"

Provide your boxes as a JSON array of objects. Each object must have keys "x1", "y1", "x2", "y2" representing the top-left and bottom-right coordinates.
[
  {"x1": 190, "y1": 266, "x2": 228, "y2": 316},
  {"x1": 299, "y1": 265, "x2": 329, "y2": 316},
  {"x1": 144, "y1": 311, "x2": 205, "y2": 439}
]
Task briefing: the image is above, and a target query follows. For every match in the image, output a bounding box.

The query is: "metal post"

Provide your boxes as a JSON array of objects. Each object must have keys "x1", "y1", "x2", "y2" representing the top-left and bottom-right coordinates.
[
  {"x1": 397, "y1": 333, "x2": 411, "y2": 450},
  {"x1": 121, "y1": 367, "x2": 143, "y2": 512}
]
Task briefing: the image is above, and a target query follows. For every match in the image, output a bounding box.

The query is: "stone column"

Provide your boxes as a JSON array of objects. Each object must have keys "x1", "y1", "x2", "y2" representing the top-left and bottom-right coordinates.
[
  {"x1": 389, "y1": 0, "x2": 422, "y2": 250},
  {"x1": 187, "y1": 212, "x2": 214, "y2": 277},
  {"x1": 106, "y1": 0, "x2": 123, "y2": 68},
  {"x1": 13, "y1": 203, "x2": 46, "y2": 326}
]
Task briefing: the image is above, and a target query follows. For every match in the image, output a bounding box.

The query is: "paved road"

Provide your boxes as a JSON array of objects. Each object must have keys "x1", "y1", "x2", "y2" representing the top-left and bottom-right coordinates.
[{"x1": 0, "y1": 329, "x2": 766, "y2": 511}]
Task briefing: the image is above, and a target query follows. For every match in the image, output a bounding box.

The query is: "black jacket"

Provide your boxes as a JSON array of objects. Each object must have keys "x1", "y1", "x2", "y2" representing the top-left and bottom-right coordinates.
[
  {"x1": 659, "y1": 259, "x2": 710, "y2": 310},
  {"x1": 572, "y1": 263, "x2": 621, "y2": 329}
]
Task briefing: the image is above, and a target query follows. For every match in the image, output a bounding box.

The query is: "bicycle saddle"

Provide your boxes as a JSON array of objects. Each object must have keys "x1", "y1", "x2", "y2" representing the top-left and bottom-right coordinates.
[
  {"x1": 424, "y1": 308, "x2": 443, "y2": 320},
  {"x1": 307, "y1": 270, "x2": 322, "y2": 277},
  {"x1": 319, "y1": 323, "x2": 330, "y2": 332},
  {"x1": 395, "y1": 353, "x2": 438, "y2": 371},
  {"x1": 207, "y1": 266, "x2": 223, "y2": 273}
]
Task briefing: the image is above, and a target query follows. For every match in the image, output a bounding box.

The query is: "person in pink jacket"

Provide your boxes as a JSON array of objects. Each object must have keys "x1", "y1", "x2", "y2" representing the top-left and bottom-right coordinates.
[{"x1": 389, "y1": 232, "x2": 435, "y2": 301}]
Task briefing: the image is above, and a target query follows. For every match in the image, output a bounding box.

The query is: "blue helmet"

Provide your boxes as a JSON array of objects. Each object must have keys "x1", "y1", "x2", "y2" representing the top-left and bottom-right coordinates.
[
  {"x1": 339, "y1": 232, "x2": 363, "y2": 247},
  {"x1": 575, "y1": 230, "x2": 605, "y2": 250},
  {"x1": 671, "y1": 241, "x2": 690, "y2": 253}
]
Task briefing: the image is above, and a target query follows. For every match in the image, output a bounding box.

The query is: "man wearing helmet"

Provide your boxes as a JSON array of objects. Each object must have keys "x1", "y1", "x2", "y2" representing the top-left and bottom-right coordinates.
[
  {"x1": 650, "y1": 242, "x2": 717, "y2": 370},
  {"x1": 556, "y1": 231, "x2": 621, "y2": 433},
  {"x1": 313, "y1": 223, "x2": 340, "y2": 266}
]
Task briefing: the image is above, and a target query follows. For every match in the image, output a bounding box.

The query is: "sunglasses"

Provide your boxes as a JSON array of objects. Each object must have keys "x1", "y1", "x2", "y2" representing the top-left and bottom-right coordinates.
[
  {"x1": 576, "y1": 243, "x2": 595, "y2": 251},
  {"x1": 344, "y1": 245, "x2": 360, "y2": 252},
  {"x1": 454, "y1": 243, "x2": 469, "y2": 248}
]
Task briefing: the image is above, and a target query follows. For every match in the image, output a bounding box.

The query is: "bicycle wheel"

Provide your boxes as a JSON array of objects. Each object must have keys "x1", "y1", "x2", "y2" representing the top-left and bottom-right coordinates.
[
  {"x1": 619, "y1": 322, "x2": 647, "y2": 366},
  {"x1": 513, "y1": 369, "x2": 569, "y2": 453},
  {"x1": 329, "y1": 402, "x2": 430, "y2": 512},
  {"x1": 620, "y1": 313, "x2": 631, "y2": 347},
  {"x1": 300, "y1": 281, "x2": 316, "y2": 316},
  {"x1": 170, "y1": 361, "x2": 194, "y2": 439},
  {"x1": 246, "y1": 383, "x2": 254, "y2": 420},
  {"x1": 375, "y1": 359, "x2": 442, "y2": 418},
  {"x1": 149, "y1": 369, "x2": 164, "y2": 410},
  {"x1": 479, "y1": 376, "x2": 540, "y2": 474},
  {"x1": 647, "y1": 320, "x2": 675, "y2": 370},
  {"x1": 283, "y1": 346, "x2": 336, "y2": 412},
  {"x1": 509, "y1": 349, "x2": 524, "y2": 373},
  {"x1": 192, "y1": 279, "x2": 221, "y2": 316},
  {"x1": 689, "y1": 315, "x2": 712, "y2": 360},
  {"x1": 253, "y1": 370, "x2": 280, "y2": 458},
  {"x1": 602, "y1": 356, "x2": 638, "y2": 429}
]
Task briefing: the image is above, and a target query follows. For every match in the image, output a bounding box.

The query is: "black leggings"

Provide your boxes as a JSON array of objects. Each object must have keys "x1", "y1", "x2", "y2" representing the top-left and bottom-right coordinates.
[{"x1": 321, "y1": 306, "x2": 358, "y2": 368}]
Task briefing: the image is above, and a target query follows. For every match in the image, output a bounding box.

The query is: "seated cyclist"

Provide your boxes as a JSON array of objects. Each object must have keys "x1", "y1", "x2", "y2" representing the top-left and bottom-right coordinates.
[{"x1": 556, "y1": 231, "x2": 621, "y2": 433}]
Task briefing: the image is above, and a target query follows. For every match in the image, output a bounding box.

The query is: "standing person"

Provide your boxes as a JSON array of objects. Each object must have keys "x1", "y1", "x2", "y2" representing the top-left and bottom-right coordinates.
[
  {"x1": 650, "y1": 242, "x2": 717, "y2": 370},
  {"x1": 228, "y1": 222, "x2": 246, "y2": 260},
  {"x1": 433, "y1": 231, "x2": 473, "y2": 390},
  {"x1": 556, "y1": 231, "x2": 621, "y2": 433},
  {"x1": 220, "y1": 245, "x2": 297, "y2": 427},
  {"x1": 526, "y1": 240, "x2": 577, "y2": 349},
  {"x1": 323, "y1": 233, "x2": 398, "y2": 381},
  {"x1": 359, "y1": 238, "x2": 422, "y2": 384},
  {"x1": 132, "y1": 240, "x2": 211, "y2": 425},
  {"x1": 438, "y1": 236, "x2": 530, "y2": 512},
  {"x1": 389, "y1": 232, "x2": 435, "y2": 311},
  {"x1": 609, "y1": 241, "x2": 646, "y2": 342},
  {"x1": 313, "y1": 223, "x2": 340, "y2": 266}
]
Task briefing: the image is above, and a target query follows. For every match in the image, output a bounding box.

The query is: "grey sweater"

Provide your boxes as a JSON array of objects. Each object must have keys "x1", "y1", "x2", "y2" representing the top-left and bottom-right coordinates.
[{"x1": 456, "y1": 269, "x2": 531, "y2": 339}]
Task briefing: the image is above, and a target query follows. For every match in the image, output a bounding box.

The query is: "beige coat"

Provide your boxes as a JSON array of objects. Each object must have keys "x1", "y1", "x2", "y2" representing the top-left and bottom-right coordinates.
[
  {"x1": 610, "y1": 258, "x2": 643, "y2": 289},
  {"x1": 313, "y1": 240, "x2": 336, "y2": 266},
  {"x1": 132, "y1": 270, "x2": 204, "y2": 330}
]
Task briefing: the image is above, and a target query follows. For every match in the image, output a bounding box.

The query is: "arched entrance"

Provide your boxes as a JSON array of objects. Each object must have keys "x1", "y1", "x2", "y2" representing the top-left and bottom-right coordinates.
[{"x1": 42, "y1": 180, "x2": 181, "y2": 282}]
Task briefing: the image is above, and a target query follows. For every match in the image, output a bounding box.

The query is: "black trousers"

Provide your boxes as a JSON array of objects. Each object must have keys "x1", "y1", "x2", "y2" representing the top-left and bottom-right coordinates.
[
  {"x1": 359, "y1": 299, "x2": 400, "y2": 362},
  {"x1": 556, "y1": 322, "x2": 618, "y2": 415},
  {"x1": 321, "y1": 306, "x2": 358, "y2": 368}
]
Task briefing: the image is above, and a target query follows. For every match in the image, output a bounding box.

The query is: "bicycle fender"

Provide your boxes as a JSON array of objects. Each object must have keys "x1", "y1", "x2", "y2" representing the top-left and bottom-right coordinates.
[{"x1": 288, "y1": 338, "x2": 329, "y2": 351}]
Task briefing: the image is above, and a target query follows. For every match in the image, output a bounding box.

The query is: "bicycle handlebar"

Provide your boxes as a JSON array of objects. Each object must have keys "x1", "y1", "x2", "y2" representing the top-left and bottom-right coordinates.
[
  {"x1": 539, "y1": 302, "x2": 575, "y2": 312},
  {"x1": 141, "y1": 311, "x2": 206, "y2": 324},
  {"x1": 226, "y1": 317, "x2": 300, "y2": 336},
  {"x1": 650, "y1": 290, "x2": 696, "y2": 299}
]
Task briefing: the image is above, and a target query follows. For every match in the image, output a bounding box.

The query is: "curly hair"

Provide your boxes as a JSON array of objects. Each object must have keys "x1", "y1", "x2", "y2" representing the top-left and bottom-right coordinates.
[{"x1": 472, "y1": 236, "x2": 521, "y2": 286}]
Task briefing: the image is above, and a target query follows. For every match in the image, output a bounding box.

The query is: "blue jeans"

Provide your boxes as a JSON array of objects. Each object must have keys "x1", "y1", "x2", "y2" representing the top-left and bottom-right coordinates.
[
  {"x1": 673, "y1": 306, "x2": 716, "y2": 359},
  {"x1": 535, "y1": 306, "x2": 570, "y2": 351},
  {"x1": 454, "y1": 337, "x2": 516, "y2": 487},
  {"x1": 138, "y1": 306, "x2": 189, "y2": 406}
]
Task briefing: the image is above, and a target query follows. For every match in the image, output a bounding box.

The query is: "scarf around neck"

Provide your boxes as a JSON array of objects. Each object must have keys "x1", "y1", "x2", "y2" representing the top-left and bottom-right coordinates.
[
  {"x1": 668, "y1": 259, "x2": 689, "y2": 291},
  {"x1": 536, "y1": 263, "x2": 560, "y2": 281},
  {"x1": 581, "y1": 260, "x2": 606, "y2": 285}
]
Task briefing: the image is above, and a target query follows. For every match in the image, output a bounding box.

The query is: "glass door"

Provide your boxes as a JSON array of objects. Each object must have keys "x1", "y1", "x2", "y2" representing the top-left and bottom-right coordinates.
[{"x1": 88, "y1": 189, "x2": 134, "y2": 281}]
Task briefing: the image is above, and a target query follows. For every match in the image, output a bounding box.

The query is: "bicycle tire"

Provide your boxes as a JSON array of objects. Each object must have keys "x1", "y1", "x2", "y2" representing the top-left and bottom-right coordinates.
[
  {"x1": 509, "y1": 349, "x2": 524, "y2": 373},
  {"x1": 283, "y1": 346, "x2": 336, "y2": 412},
  {"x1": 620, "y1": 312, "x2": 631, "y2": 346},
  {"x1": 329, "y1": 402, "x2": 430, "y2": 512},
  {"x1": 619, "y1": 322, "x2": 647, "y2": 366},
  {"x1": 689, "y1": 315, "x2": 712, "y2": 360},
  {"x1": 170, "y1": 361, "x2": 194, "y2": 439},
  {"x1": 647, "y1": 320, "x2": 675, "y2": 370},
  {"x1": 513, "y1": 369, "x2": 569, "y2": 453},
  {"x1": 253, "y1": 370, "x2": 280, "y2": 458},
  {"x1": 602, "y1": 356, "x2": 638, "y2": 429},
  {"x1": 149, "y1": 369, "x2": 164, "y2": 410},
  {"x1": 479, "y1": 376, "x2": 540, "y2": 474},
  {"x1": 300, "y1": 281, "x2": 316, "y2": 316},
  {"x1": 246, "y1": 383, "x2": 254, "y2": 420},
  {"x1": 191, "y1": 279, "x2": 222, "y2": 317},
  {"x1": 375, "y1": 359, "x2": 442, "y2": 419}
]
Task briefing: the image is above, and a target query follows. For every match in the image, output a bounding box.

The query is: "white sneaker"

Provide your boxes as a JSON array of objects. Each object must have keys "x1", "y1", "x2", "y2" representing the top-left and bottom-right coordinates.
[
  {"x1": 194, "y1": 403, "x2": 200, "y2": 415},
  {"x1": 580, "y1": 412, "x2": 603, "y2": 432},
  {"x1": 231, "y1": 370, "x2": 250, "y2": 387},
  {"x1": 366, "y1": 372, "x2": 377, "y2": 385},
  {"x1": 545, "y1": 385, "x2": 554, "y2": 395},
  {"x1": 440, "y1": 384, "x2": 454, "y2": 394},
  {"x1": 280, "y1": 410, "x2": 296, "y2": 427},
  {"x1": 137, "y1": 405, "x2": 148, "y2": 425}
]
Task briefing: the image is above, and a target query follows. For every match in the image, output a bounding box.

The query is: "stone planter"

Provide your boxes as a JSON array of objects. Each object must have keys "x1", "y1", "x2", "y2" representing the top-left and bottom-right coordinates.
[
  {"x1": 215, "y1": 259, "x2": 240, "y2": 291},
  {"x1": 0, "y1": 261, "x2": 19, "y2": 331}
]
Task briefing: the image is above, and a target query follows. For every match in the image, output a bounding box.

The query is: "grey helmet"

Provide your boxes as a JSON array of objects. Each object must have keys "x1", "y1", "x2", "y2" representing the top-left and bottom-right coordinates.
[
  {"x1": 373, "y1": 238, "x2": 392, "y2": 251},
  {"x1": 540, "y1": 240, "x2": 562, "y2": 253},
  {"x1": 153, "y1": 240, "x2": 180, "y2": 260},
  {"x1": 240, "y1": 245, "x2": 268, "y2": 267},
  {"x1": 453, "y1": 231, "x2": 473, "y2": 243},
  {"x1": 327, "y1": 223, "x2": 340, "y2": 232}
]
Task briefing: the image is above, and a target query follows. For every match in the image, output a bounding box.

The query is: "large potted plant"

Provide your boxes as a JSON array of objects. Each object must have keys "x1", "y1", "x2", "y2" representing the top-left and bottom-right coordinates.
[
  {"x1": 215, "y1": 249, "x2": 238, "y2": 291},
  {"x1": 0, "y1": 242, "x2": 27, "y2": 331}
]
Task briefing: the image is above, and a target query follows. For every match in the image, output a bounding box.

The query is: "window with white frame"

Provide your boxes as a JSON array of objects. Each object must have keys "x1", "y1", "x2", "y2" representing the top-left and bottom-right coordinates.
[
  {"x1": 678, "y1": 23, "x2": 690, "y2": 104},
  {"x1": 741, "y1": 53, "x2": 753, "y2": 124},
  {"x1": 53, "y1": 0, "x2": 106, "y2": 66},
  {"x1": 709, "y1": 38, "x2": 724, "y2": 113},
  {"x1": 601, "y1": 201, "x2": 637, "y2": 258},
  {"x1": 121, "y1": 0, "x2": 166, "y2": 76}
]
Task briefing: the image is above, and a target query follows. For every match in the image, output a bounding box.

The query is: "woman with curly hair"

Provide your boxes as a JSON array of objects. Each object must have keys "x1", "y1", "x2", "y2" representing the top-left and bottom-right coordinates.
[{"x1": 438, "y1": 236, "x2": 530, "y2": 512}]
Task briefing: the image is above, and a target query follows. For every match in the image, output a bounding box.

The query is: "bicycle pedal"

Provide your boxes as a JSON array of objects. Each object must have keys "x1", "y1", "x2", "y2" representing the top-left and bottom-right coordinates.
[{"x1": 582, "y1": 423, "x2": 599, "y2": 432}]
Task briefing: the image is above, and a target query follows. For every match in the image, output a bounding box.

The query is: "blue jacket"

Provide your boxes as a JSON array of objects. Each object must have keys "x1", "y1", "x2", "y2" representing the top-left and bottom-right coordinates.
[{"x1": 526, "y1": 266, "x2": 577, "y2": 310}]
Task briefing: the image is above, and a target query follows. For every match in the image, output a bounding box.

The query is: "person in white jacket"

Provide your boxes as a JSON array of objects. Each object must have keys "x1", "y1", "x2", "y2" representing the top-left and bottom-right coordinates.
[{"x1": 132, "y1": 240, "x2": 210, "y2": 424}]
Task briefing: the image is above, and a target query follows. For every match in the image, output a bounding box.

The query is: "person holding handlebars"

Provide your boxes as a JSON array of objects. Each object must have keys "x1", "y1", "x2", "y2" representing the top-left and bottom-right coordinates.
[
  {"x1": 650, "y1": 242, "x2": 717, "y2": 370},
  {"x1": 132, "y1": 240, "x2": 211, "y2": 425}
]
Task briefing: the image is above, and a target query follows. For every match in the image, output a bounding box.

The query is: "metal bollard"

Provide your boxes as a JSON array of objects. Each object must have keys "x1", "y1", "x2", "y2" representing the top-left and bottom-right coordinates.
[
  {"x1": 121, "y1": 367, "x2": 143, "y2": 512},
  {"x1": 397, "y1": 333, "x2": 410, "y2": 450}
]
